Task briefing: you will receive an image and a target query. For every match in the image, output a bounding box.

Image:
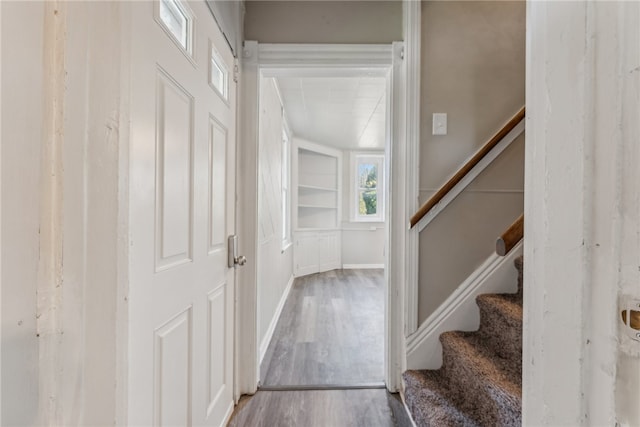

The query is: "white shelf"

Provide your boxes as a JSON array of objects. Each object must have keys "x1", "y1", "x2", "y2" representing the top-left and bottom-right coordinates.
[
  {"x1": 292, "y1": 140, "x2": 343, "y2": 276},
  {"x1": 298, "y1": 204, "x2": 337, "y2": 209},
  {"x1": 294, "y1": 140, "x2": 342, "y2": 231}
]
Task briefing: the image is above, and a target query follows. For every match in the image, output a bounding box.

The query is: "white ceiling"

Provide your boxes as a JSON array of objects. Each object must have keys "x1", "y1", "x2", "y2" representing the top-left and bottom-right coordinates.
[{"x1": 276, "y1": 76, "x2": 387, "y2": 150}]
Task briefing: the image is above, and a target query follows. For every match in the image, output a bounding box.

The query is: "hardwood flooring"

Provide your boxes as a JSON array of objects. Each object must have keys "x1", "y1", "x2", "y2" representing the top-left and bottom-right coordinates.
[
  {"x1": 227, "y1": 269, "x2": 414, "y2": 426},
  {"x1": 260, "y1": 269, "x2": 385, "y2": 386},
  {"x1": 227, "y1": 389, "x2": 407, "y2": 427}
]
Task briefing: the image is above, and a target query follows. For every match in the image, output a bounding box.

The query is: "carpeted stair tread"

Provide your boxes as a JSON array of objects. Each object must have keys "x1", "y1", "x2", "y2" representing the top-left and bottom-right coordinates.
[
  {"x1": 440, "y1": 331, "x2": 522, "y2": 396},
  {"x1": 403, "y1": 370, "x2": 480, "y2": 427},
  {"x1": 476, "y1": 294, "x2": 523, "y2": 366},
  {"x1": 403, "y1": 257, "x2": 524, "y2": 426},
  {"x1": 439, "y1": 331, "x2": 521, "y2": 426}
]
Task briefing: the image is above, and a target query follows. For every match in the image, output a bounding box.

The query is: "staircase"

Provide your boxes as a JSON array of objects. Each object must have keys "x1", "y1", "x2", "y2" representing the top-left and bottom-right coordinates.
[{"x1": 403, "y1": 256, "x2": 523, "y2": 427}]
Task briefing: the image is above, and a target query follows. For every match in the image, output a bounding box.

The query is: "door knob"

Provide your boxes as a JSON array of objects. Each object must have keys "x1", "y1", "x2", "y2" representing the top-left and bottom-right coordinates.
[{"x1": 228, "y1": 235, "x2": 247, "y2": 268}]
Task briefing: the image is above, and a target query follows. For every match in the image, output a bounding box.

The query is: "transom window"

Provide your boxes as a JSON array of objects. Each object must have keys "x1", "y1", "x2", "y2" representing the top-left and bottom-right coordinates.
[
  {"x1": 210, "y1": 48, "x2": 229, "y2": 100},
  {"x1": 157, "y1": 0, "x2": 194, "y2": 56},
  {"x1": 352, "y1": 153, "x2": 385, "y2": 222}
]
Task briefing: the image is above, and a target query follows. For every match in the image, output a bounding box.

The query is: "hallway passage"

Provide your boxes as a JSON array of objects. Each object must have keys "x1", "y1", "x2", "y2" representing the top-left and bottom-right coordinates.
[{"x1": 260, "y1": 269, "x2": 385, "y2": 386}]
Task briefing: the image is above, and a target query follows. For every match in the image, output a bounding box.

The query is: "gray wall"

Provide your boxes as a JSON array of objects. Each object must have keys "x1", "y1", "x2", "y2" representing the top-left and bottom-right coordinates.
[
  {"x1": 244, "y1": 1, "x2": 402, "y2": 44},
  {"x1": 418, "y1": 137, "x2": 524, "y2": 322},
  {"x1": 418, "y1": 1, "x2": 526, "y2": 323}
]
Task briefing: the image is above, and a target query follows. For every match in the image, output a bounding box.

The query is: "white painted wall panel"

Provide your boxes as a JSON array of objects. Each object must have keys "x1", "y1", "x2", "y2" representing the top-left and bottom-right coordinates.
[
  {"x1": 0, "y1": 3, "x2": 44, "y2": 424},
  {"x1": 294, "y1": 232, "x2": 320, "y2": 277},
  {"x1": 1, "y1": 3, "x2": 126, "y2": 425},
  {"x1": 525, "y1": 1, "x2": 640, "y2": 424},
  {"x1": 257, "y1": 77, "x2": 294, "y2": 350}
]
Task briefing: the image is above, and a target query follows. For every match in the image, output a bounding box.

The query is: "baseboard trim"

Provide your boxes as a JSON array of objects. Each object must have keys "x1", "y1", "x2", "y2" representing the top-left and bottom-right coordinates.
[
  {"x1": 220, "y1": 399, "x2": 235, "y2": 427},
  {"x1": 342, "y1": 263, "x2": 384, "y2": 269},
  {"x1": 259, "y1": 275, "x2": 295, "y2": 365}
]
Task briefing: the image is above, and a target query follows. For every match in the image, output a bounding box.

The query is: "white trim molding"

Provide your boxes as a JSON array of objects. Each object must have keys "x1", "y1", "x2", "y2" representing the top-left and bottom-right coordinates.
[
  {"x1": 259, "y1": 275, "x2": 295, "y2": 365},
  {"x1": 258, "y1": 44, "x2": 394, "y2": 69},
  {"x1": 406, "y1": 242, "x2": 523, "y2": 369},
  {"x1": 235, "y1": 40, "x2": 260, "y2": 399},
  {"x1": 404, "y1": 0, "x2": 422, "y2": 338},
  {"x1": 237, "y1": 41, "x2": 406, "y2": 396}
]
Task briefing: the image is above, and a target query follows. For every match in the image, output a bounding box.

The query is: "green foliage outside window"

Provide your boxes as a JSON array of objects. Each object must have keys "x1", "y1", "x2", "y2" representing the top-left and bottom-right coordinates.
[{"x1": 358, "y1": 164, "x2": 378, "y2": 215}]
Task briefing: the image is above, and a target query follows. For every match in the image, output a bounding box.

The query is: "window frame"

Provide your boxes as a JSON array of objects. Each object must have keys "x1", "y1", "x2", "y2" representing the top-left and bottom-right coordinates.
[
  {"x1": 154, "y1": 0, "x2": 196, "y2": 61},
  {"x1": 209, "y1": 43, "x2": 230, "y2": 102},
  {"x1": 351, "y1": 152, "x2": 385, "y2": 223},
  {"x1": 281, "y1": 127, "x2": 292, "y2": 250}
]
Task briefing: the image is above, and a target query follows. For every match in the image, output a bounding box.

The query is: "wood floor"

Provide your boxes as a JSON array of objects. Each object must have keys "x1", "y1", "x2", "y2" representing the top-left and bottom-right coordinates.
[
  {"x1": 227, "y1": 269, "x2": 414, "y2": 426},
  {"x1": 260, "y1": 269, "x2": 385, "y2": 386},
  {"x1": 227, "y1": 389, "x2": 398, "y2": 427}
]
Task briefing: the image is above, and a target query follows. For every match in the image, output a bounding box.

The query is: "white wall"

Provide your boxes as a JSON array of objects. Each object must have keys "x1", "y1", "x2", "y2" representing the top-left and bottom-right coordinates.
[
  {"x1": 257, "y1": 77, "x2": 294, "y2": 354},
  {"x1": 1, "y1": 3, "x2": 44, "y2": 423},
  {"x1": 341, "y1": 151, "x2": 385, "y2": 267},
  {"x1": 1, "y1": 2, "x2": 126, "y2": 424},
  {"x1": 525, "y1": 1, "x2": 640, "y2": 425}
]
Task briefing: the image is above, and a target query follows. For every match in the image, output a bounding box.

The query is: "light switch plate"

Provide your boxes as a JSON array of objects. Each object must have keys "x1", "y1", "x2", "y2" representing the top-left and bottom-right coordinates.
[{"x1": 433, "y1": 113, "x2": 447, "y2": 135}]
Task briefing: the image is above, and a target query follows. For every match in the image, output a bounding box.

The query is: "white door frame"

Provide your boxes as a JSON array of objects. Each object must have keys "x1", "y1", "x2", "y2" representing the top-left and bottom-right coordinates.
[{"x1": 235, "y1": 42, "x2": 408, "y2": 396}]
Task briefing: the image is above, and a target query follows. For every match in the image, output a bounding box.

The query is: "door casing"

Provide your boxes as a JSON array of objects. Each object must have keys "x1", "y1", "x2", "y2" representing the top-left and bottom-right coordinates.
[{"x1": 235, "y1": 42, "x2": 408, "y2": 397}]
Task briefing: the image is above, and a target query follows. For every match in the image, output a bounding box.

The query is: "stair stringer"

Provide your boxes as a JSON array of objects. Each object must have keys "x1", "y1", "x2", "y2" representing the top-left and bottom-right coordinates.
[{"x1": 406, "y1": 241, "x2": 523, "y2": 370}]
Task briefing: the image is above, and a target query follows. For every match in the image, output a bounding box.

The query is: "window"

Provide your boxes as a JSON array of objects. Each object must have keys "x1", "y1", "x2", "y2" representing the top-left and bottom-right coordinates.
[
  {"x1": 281, "y1": 129, "x2": 292, "y2": 248},
  {"x1": 209, "y1": 47, "x2": 229, "y2": 100},
  {"x1": 352, "y1": 153, "x2": 385, "y2": 222},
  {"x1": 157, "y1": 0, "x2": 193, "y2": 55}
]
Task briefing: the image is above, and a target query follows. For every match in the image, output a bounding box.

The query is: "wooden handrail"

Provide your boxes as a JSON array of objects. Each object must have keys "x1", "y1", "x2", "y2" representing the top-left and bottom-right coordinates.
[
  {"x1": 409, "y1": 107, "x2": 525, "y2": 228},
  {"x1": 496, "y1": 213, "x2": 524, "y2": 256}
]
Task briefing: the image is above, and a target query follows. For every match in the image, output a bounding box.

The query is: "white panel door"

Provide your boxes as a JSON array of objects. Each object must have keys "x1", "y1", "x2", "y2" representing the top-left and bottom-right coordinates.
[{"x1": 128, "y1": 1, "x2": 236, "y2": 425}]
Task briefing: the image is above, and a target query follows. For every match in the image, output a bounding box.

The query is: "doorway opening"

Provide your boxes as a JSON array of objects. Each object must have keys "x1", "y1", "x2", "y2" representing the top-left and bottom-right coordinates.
[{"x1": 256, "y1": 64, "x2": 392, "y2": 391}]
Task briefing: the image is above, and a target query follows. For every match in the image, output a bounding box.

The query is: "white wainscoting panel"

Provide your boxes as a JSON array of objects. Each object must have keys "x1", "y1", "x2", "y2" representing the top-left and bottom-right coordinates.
[
  {"x1": 153, "y1": 307, "x2": 193, "y2": 426},
  {"x1": 294, "y1": 232, "x2": 320, "y2": 277},
  {"x1": 318, "y1": 231, "x2": 341, "y2": 272},
  {"x1": 155, "y1": 69, "x2": 194, "y2": 271}
]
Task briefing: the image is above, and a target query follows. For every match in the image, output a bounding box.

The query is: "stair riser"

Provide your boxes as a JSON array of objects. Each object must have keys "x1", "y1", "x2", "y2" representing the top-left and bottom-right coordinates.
[
  {"x1": 515, "y1": 257, "x2": 523, "y2": 296},
  {"x1": 440, "y1": 337, "x2": 521, "y2": 426},
  {"x1": 477, "y1": 301, "x2": 522, "y2": 371},
  {"x1": 403, "y1": 371, "x2": 480, "y2": 427}
]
